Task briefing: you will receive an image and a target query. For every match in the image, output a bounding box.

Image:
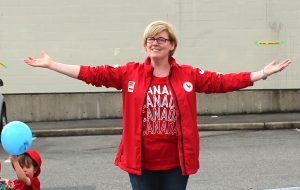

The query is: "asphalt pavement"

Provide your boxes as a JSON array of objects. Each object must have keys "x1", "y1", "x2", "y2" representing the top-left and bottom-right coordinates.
[
  {"x1": 26, "y1": 112, "x2": 300, "y2": 137},
  {"x1": 2, "y1": 116, "x2": 300, "y2": 189},
  {"x1": 2, "y1": 129, "x2": 300, "y2": 190}
]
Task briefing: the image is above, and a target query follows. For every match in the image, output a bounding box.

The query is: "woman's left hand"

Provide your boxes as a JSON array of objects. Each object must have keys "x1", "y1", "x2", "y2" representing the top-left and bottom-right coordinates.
[{"x1": 263, "y1": 59, "x2": 292, "y2": 77}]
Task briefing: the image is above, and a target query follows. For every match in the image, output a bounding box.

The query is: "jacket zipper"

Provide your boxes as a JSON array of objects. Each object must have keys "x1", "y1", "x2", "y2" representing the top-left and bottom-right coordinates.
[
  {"x1": 140, "y1": 68, "x2": 154, "y2": 172},
  {"x1": 168, "y1": 67, "x2": 187, "y2": 175}
]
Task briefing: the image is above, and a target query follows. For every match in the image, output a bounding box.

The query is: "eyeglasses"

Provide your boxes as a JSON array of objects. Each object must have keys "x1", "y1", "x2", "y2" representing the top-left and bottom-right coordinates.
[{"x1": 146, "y1": 37, "x2": 170, "y2": 44}]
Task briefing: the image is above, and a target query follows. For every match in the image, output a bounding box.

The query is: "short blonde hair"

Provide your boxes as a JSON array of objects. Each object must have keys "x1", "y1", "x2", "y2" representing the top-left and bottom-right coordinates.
[{"x1": 143, "y1": 20, "x2": 178, "y2": 56}]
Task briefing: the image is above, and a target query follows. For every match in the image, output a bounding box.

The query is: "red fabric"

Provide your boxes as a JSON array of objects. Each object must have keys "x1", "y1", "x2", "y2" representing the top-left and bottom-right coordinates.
[
  {"x1": 25, "y1": 150, "x2": 42, "y2": 177},
  {"x1": 78, "y1": 57, "x2": 254, "y2": 175},
  {"x1": 142, "y1": 76, "x2": 180, "y2": 170},
  {"x1": 13, "y1": 177, "x2": 40, "y2": 190}
]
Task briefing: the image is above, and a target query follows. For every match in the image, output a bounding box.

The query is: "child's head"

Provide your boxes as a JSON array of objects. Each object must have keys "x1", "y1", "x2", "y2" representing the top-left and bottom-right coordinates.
[{"x1": 17, "y1": 150, "x2": 42, "y2": 177}]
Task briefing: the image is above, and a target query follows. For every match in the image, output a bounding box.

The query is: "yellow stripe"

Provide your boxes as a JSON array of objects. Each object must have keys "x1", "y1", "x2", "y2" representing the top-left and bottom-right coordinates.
[{"x1": 0, "y1": 61, "x2": 7, "y2": 68}]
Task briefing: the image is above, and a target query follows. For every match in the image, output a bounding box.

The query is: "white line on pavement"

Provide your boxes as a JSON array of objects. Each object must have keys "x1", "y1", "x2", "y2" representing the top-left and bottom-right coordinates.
[{"x1": 267, "y1": 187, "x2": 300, "y2": 190}]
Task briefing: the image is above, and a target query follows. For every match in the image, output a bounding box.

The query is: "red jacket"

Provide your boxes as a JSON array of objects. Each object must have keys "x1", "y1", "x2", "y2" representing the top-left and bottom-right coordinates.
[{"x1": 78, "y1": 57, "x2": 253, "y2": 176}]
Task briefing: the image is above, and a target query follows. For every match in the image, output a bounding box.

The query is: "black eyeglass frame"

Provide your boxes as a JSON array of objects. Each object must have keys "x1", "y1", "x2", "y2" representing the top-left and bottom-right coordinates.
[{"x1": 146, "y1": 37, "x2": 171, "y2": 44}]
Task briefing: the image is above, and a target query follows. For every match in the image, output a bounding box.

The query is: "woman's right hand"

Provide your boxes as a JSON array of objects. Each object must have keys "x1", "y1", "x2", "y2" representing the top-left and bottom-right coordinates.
[
  {"x1": 24, "y1": 51, "x2": 80, "y2": 78},
  {"x1": 24, "y1": 52, "x2": 52, "y2": 68}
]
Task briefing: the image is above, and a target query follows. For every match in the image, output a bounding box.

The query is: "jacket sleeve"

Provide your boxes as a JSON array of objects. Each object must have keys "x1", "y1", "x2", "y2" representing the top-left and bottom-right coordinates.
[
  {"x1": 77, "y1": 64, "x2": 126, "y2": 90},
  {"x1": 194, "y1": 68, "x2": 254, "y2": 93}
]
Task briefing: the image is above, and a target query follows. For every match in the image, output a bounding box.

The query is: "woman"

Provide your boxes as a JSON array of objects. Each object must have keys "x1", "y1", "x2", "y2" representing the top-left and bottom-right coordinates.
[{"x1": 24, "y1": 21, "x2": 291, "y2": 190}]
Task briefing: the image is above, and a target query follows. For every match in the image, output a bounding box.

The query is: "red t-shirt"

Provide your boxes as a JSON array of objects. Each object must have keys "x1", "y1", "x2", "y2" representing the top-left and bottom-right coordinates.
[
  {"x1": 142, "y1": 76, "x2": 180, "y2": 170},
  {"x1": 13, "y1": 177, "x2": 40, "y2": 190}
]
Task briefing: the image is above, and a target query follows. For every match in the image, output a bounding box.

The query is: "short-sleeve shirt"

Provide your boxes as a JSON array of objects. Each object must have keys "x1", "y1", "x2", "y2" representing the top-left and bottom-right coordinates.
[
  {"x1": 13, "y1": 177, "x2": 40, "y2": 190},
  {"x1": 142, "y1": 76, "x2": 180, "y2": 170}
]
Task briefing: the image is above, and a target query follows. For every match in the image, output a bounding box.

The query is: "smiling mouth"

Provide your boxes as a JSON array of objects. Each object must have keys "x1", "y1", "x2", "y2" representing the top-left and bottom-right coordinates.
[{"x1": 151, "y1": 49, "x2": 160, "y2": 52}]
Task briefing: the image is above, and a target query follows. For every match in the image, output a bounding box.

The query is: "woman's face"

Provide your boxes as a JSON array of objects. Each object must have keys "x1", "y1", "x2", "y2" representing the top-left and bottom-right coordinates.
[{"x1": 145, "y1": 31, "x2": 175, "y2": 60}]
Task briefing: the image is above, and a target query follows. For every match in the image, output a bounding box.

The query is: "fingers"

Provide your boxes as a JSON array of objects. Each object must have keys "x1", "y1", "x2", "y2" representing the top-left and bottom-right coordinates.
[
  {"x1": 270, "y1": 60, "x2": 276, "y2": 65},
  {"x1": 279, "y1": 59, "x2": 292, "y2": 68},
  {"x1": 270, "y1": 59, "x2": 291, "y2": 67},
  {"x1": 283, "y1": 59, "x2": 292, "y2": 65},
  {"x1": 265, "y1": 59, "x2": 291, "y2": 75},
  {"x1": 279, "y1": 59, "x2": 291, "y2": 65},
  {"x1": 24, "y1": 57, "x2": 35, "y2": 64},
  {"x1": 41, "y1": 51, "x2": 51, "y2": 61},
  {"x1": 24, "y1": 57, "x2": 35, "y2": 61},
  {"x1": 277, "y1": 59, "x2": 292, "y2": 72},
  {"x1": 41, "y1": 51, "x2": 48, "y2": 58}
]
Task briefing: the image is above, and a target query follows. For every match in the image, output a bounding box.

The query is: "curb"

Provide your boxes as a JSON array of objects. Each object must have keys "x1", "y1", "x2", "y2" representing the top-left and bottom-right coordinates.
[
  {"x1": 33, "y1": 127, "x2": 123, "y2": 137},
  {"x1": 264, "y1": 121, "x2": 300, "y2": 129},
  {"x1": 198, "y1": 121, "x2": 300, "y2": 131},
  {"x1": 31, "y1": 121, "x2": 300, "y2": 137}
]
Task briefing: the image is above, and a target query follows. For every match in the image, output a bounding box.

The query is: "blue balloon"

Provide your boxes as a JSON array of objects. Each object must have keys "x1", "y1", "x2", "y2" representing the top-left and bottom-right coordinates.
[{"x1": 1, "y1": 121, "x2": 32, "y2": 155}]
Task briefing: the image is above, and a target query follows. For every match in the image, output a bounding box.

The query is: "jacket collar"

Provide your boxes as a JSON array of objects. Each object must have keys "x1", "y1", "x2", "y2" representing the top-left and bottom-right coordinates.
[{"x1": 144, "y1": 56, "x2": 177, "y2": 74}]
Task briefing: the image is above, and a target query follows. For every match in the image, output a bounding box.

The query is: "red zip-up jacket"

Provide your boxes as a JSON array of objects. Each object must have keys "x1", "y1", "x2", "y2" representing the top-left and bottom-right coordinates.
[{"x1": 78, "y1": 57, "x2": 254, "y2": 176}]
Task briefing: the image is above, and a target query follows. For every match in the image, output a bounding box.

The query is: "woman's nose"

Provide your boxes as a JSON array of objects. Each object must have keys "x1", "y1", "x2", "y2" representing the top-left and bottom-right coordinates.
[{"x1": 152, "y1": 39, "x2": 159, "y2": 45}]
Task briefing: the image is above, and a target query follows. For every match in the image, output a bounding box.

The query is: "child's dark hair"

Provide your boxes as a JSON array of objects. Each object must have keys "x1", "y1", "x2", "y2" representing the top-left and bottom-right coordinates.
[{"x1": 17, "y1": 153, "x2": 38, "y2": 169}]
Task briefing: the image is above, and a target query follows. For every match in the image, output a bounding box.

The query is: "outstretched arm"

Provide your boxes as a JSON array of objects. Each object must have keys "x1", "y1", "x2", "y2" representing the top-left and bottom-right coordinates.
[
  {"x1": 24, "y1": 52, "x2": 80, "y2": 79},
  {"x1": 251, "y1": 59, "x2": 292, "y2": 82},
  {"x1": 9, "y1": 156, "x2": 31, "y2": 186}
]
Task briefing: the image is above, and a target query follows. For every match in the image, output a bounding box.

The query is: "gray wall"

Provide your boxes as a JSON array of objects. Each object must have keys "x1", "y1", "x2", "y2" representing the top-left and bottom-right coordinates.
[
  {"x1": 1, "y1": 0, "x2": 299, "y2": 122},
  {"x1": 0, "y1": 0, "x2": 299, "y2": 94},
  {"x1": 4, "y1": 90, "x2": 300, "y2": 122}
]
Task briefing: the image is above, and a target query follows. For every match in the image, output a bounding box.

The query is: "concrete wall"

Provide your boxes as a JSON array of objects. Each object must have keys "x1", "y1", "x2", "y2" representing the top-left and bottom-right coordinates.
[
  {"x1": 0, "y1": 0, "x2": 299, "y2": 94},
  {"x1": 4, "y1": 89, "x2": 300, "y2": 122},
  {"x1": 1, "y1": 1, "x2": 299, "y2": 122}
]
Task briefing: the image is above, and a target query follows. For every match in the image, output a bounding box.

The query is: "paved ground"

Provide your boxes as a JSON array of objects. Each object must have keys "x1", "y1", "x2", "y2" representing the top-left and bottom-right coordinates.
[
  {"x1": 1, "y1": 130, "x2": 300, "y2": 190},
  {"x1": 26, "y1": 112, "x2": 300, "y2": 137},
  {"x1": 1, "y1": 113, "x2": 300, "y2": 189}
]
